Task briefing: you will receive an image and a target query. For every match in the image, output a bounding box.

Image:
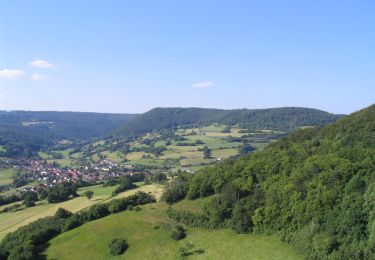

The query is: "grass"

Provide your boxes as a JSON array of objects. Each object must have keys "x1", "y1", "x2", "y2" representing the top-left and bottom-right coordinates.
[
  {"x1": 73, "y1": 124, "x2": 274, "y2": 171},
  {"x1": 126, "y1": 152, "x2": 151, "y2": 160},
  {"x1": 45, "y1": 200, "x2": 301, "y2": 260},
  {"x1": 47, "y1": 159, "x2": 75, "y2": 167},
  {"x1": 0, "y1": 184, "x2": 163, "y2": 241},
  {"x1": 180, "y1": 158, "x2": 216, "y2": 167},
  {"x1": 211, "y1": 148, "x2": 239, "y2": 159},
  {"x1": 102, "y1": 150, "x2": 124, "y2": 163},
  {"x1": 0, "y1": 168, "x2": 15, "y2": 185}
]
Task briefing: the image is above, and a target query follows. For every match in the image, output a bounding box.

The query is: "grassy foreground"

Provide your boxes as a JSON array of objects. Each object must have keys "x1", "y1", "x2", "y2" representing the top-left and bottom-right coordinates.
[
  {"x1": 0, "y1": 183, "x2": 163, "y2": 241},
  {"x1": 45, "y1": 200, "x2": 301, "y2": 260}
]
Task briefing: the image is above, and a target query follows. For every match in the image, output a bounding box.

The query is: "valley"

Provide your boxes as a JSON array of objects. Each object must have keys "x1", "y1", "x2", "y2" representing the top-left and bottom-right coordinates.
[
  {"x1": 1, "y1": 2, "x2": 372, "y2": 259},
  {"x1": 1, "y1": 105, "x2": 368, "y2": 260}
]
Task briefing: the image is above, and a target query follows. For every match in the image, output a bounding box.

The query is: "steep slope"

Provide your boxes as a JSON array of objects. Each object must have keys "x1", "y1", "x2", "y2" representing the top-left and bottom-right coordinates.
[
  {"x1": 115, "y1": 107, "x2": 343, "y2": 137},
  {"x1": 171, "y1": 105, "x2": 375, "y2": 259},
  {"x1": 0, "y1": 111, "x2": 136, "y2": 157}
]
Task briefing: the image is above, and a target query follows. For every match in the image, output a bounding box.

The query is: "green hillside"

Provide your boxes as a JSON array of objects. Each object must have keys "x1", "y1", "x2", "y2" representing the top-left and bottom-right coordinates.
[
  {"x1": 0, "y1": 111, "x2": 136, "y2": 157},
  {"x1": 165, "y1": 105, "x2": 375, "y2": 259},
  {"x1": 115, "y1": 107, "x2": 343, "y2": 137},
  {"x1": 45, "y1": 200, "x2": 301, "y2": 260}
]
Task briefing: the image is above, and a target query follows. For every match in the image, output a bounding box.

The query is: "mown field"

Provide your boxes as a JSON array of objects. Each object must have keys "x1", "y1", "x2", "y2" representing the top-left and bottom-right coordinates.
[
  {"x1": 0, "y1": 183, "x2": 163, "y2": 241},
  {"x1": 0, "y1": 168, "x2": 15, "y2": 185},
  {"x1": 45, "y1": 199, "x2": 301, "y2": 260}
]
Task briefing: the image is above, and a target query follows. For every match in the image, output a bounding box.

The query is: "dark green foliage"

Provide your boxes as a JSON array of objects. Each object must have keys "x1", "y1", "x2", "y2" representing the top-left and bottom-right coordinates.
[
  {"x1": 161, "y1": 174, "x2": 189, "y2": 204},
  {"x1": 115, "y1": 107, "x2": 342, "y2": 137},
  {"x1": 108, "y1": 239, "x2": 128, "y2": 256},
  {"x1": 172, "y1": 105, "x2": 375, "y2": 259},
  {"x1": 195, "y1": 139, "x2": 204, "y2": 145},
  {"x1": 0, "y1": 203, "x2": 22, "y2": 213},
  {"x1": 170, "y1": 225, "x2": 186, "y2": 240},
  {"x1": 46, "y1": 183, "x2": 78, "y2": 203},
  {"x1": 0, "y1": 111, "x2": 136, "y2": 157},
  {"x1": 202, "y1": 146, "x2": 212, "y2": 159},
  {"x1": 0, "y1": 217, "x2": 63, "y2": 259},
  {"x1": 108, "y1": 199, "x2": 128, "y2": 213},
  {"x1": 221, "y1": 126, "x2": 231, "y2": 133},
  {"x1": 203, "y1": 195, "x2": 232, "y2": 227},
  {"x1": 0, "y1": 191, "x2": 155, "y2": 259},
  {"x1": 84, "y1": 190, "x2": 94, "y2": 201},
  {"x1": 55, "y1": 208, "x2": 73, "y2": 219},
  {"x1": 229, "y1": 197, "x2": 258, "y2": 233},
  {"x1": 145, "y1": 172, "x2": 167, "y2": 184},
  {"x1": 239, "y1": 143, "x2": 256, "y2": 155},
  {"x1": 108, "y1": 191, "x2": 156, "y2": 213},
  {"x1": 81, "y1": 204, "x2": 110, "y2": 221},
  {"x1": 128, "y1": 172, "x2": 145, "y2": 182},
  {"x1": 0, "y1": 194, "x2": 22, "y2": 206},
  {"x1": 112, "y1": 176, "x2": 135, "y2": 196},
  {"x1": 21, "y1": 191, "x2": 38, "y2": 207},
  {"x1": 167, "y1": 208, "x2": 211, "y2": 228},
  {"x1": 62, "y1": 215, "x2": 82, "y2": 232},
  {"x1": 12, "y1": 173, "x2": 31, "y2": 188}
]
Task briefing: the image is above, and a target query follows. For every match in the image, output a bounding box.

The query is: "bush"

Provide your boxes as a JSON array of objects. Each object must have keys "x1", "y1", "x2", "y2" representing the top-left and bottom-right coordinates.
[
  {"x1": 108, "y1": 199, "x2": 128, "y2": 213},
  {"x1": 22, "y1": 191, "x2": 38, "y2": 207},
  {"x1": 170, "y1": 225, "x2": 186, "y2": 240},
  {"x1": 108, "y1": 238, "x2": 128, "y2": 256},
  {"x1": 63, "y1": 215, "x2": 82, "y2": 232},
  {"x1": 82, "y1": 204, "x2": 110, "y2": 221},
  {"x1": 112, "y1": 176, "x2": 135, "y2": 196},
  {"x1": 55, "y1": 208, "x2": 73, "y2": 219},
  {"x1": 0, "y1": 191, "x2": 156, "y2": 259}
]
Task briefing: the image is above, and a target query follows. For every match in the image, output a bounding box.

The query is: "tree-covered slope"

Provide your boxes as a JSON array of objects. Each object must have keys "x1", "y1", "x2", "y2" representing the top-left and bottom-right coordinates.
[
  {"x1": 166, "y1": 105, "x2": 375, "y2": 259},
  {"x1": 115, "y1": 107, "x2": 342, "y2": 137},
  {"x1": 0, "y1": 111, "x2": 136, "y2": 157}
]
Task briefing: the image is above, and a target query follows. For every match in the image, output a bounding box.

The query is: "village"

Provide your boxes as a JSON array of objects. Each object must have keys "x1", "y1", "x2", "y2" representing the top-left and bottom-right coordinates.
[{"x1": 2, "y1": 158, "x2": 146, "y2": 194}]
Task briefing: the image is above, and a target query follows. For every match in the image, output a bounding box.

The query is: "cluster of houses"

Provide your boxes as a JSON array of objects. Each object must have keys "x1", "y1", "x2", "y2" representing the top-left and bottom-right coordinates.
[{"x1": 5, "y1": 158, "x2": 140, "y2": 193}]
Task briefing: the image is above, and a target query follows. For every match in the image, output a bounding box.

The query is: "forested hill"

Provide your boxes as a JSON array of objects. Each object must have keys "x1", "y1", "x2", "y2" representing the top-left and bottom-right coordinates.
[
  {"x1": 0, "y1": 111, "x2": 136, "y2": 157},
  {"x1": 115, "y1": 107, "x2": 343, "y2": 137},
  {"x1": 169, "y1": 104, "x2": 375, "y2": 259}
]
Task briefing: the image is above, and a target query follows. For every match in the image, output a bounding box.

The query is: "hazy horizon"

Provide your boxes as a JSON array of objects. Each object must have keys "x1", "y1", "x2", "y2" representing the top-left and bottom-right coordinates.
[{"x1": 0, "y1": 104, "x2": 354, "y2": 115}]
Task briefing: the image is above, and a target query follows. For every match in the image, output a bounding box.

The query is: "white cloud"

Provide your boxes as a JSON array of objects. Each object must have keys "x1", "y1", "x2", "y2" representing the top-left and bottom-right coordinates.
[
  {"x1": 192, "y1": 81, "x2": 214, "y2": 88},
  {"x1": 31, "y1": 73, "x2": 46, "y2": 80},
  {"x1": 29, "y1": 59, "x2": 54, "y2": 68},
  {"x1": 0, "y1": 69, "x2": 25, "y2": 79},
  {"x1": 0, "y1": 94, "x2": 5, "y2": 99}
]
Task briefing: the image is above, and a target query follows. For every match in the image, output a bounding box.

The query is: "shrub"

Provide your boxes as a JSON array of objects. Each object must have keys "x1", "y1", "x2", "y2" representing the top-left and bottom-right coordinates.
[
  {"x1": 55, "y1": 208, "x2": 73, "y2": 219},
  {"x1": 108, "y1": 199, "x2": 128, "y2": 213},
  {"x1": 63, "y1": 215, "x2": 82, "y2": 232},
  {"x1": 108, "y1": 239, "x2": 128, "y2": 256},
  {"x1": 170, "y1": 225, "x2": 186, "y2": 240}
]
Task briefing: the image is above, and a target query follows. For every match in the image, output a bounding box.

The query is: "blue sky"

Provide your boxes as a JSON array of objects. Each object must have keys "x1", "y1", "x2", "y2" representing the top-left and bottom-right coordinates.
[{"x1": 0, "y1": 1, "x2": 374, "y2": 114}]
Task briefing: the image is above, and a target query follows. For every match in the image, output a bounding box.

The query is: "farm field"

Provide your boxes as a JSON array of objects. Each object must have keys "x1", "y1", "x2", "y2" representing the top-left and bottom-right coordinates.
[
  {"x1": 71, "y1": 124, "x2": 282, "y2": 172},
  {"x1": 0, "y1": 183, "x2": 163, "y2": 241},
  {"x1": 0, "y1": 168, "x2": 15, "y2": 185},
  {"x1": 45, "y1": 199, "x2": 301, "y2": 260},
  {"x1": 28, "y1": 124, "x2": 283, "y2": 174}
]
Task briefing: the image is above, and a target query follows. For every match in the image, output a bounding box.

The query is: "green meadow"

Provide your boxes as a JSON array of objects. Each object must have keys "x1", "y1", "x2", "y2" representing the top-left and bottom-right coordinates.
[
  {"x1": 0, "y1": 184, "x2": 163, "y2": 241},
  {"x1": 0, "y1": 168, "x2": 15, "y2": 185},
  {"x1": 45, "y1": 199, "x2": 301, "y2": 260}
]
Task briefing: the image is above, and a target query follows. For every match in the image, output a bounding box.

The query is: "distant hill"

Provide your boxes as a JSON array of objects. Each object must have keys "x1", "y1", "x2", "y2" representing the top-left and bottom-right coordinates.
[
  {"x1": 176, "y1": 104, "x2": 375, "y2": 258},
  {"x1": 0, "y1": 111, "x2": 136, "y2": 157},
  {"x1": 115, "y1": 107, "x2": 343, "y2": 137}
]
